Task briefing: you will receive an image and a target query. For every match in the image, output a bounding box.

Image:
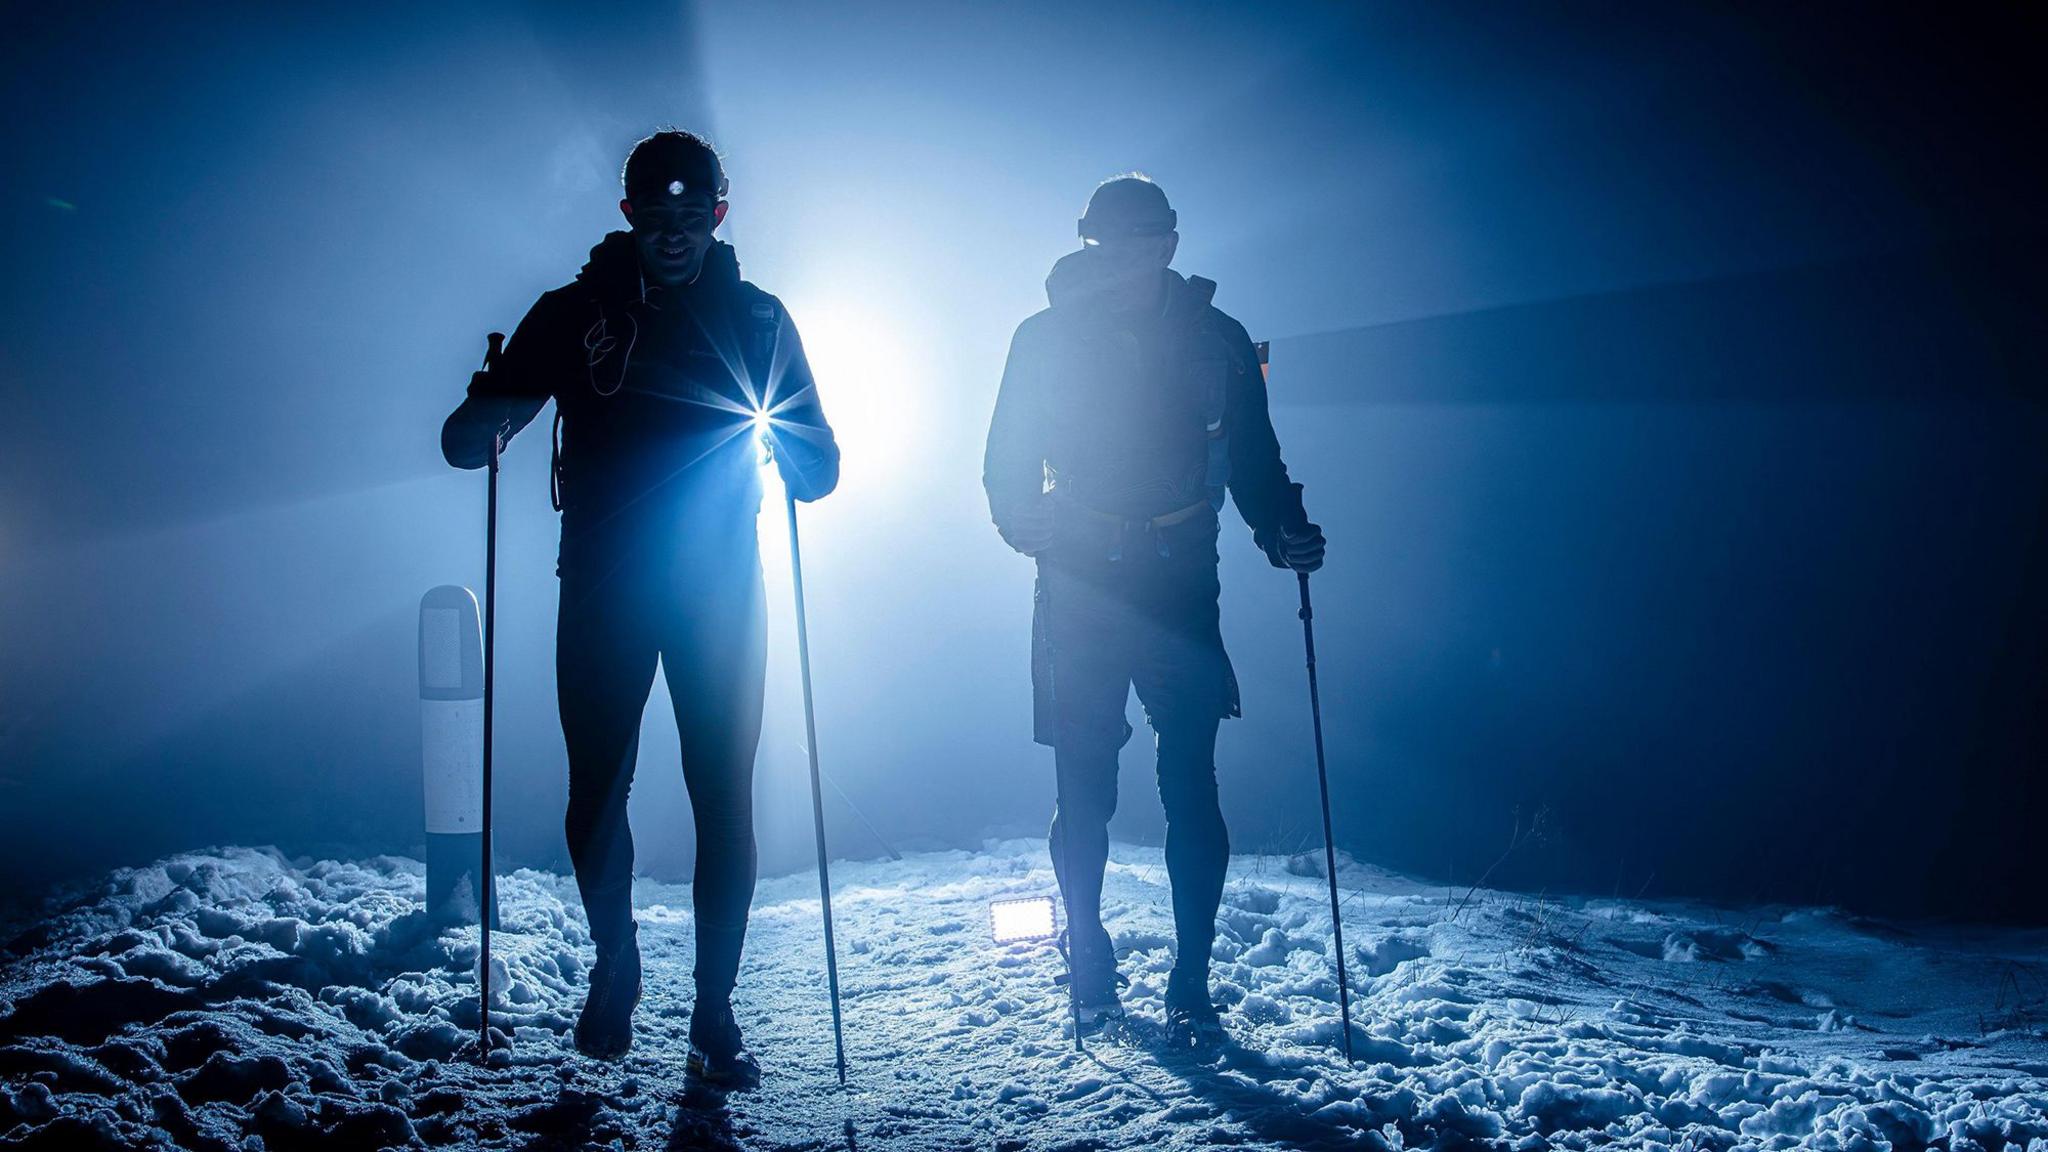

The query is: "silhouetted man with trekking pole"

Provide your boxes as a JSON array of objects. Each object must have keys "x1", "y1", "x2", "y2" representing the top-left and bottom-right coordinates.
[
  {"x1": 442, "y1": 129, "x2": 838, "y2": 1085},
  {"x1": 983, "y1": 175, "x2": 1324, "y2": 1049}
]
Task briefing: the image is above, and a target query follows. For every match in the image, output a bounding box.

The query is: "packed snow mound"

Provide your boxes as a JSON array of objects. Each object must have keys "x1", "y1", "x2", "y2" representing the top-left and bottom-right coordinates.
[{"x1": 2, "y1": 840, "x2": 2045, "y2": 1150}]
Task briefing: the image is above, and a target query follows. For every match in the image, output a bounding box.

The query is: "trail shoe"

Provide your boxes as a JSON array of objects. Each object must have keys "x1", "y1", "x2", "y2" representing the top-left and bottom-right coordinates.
[
  {"x1": 1164, "y1": 966, "x2": 1226, "y2": 1050},
  {"x1": 1056, "y1": 927, "x2": 1126, "y2": 1030},
  {"x1": 1164, "y1": 999, "x2": 1228, "y2": 1051},
  {"x1": 574, "y1": 927, "x2": 642, "y2": 1059},
  {"x1": 687, "y1": 1000, "x2": 762, "y2": 1089}
]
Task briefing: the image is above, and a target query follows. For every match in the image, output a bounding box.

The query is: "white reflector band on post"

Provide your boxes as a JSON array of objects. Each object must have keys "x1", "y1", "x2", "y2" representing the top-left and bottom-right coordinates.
[
  {"x1": 990, "y1": 896, "x2": 1057, "y2": 943},
  {"x1": 420, "y1": 700, "x2": 483, "y2": 833}
]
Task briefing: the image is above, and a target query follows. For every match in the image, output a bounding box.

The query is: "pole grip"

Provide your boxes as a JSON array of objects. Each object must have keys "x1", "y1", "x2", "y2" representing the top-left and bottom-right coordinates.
[{"x1": 480, "y1": 332, "x2": 509, "y2": 462}]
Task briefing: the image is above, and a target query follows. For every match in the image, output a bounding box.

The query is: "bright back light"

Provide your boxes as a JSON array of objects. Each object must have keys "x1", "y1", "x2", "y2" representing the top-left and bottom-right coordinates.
[
  {"x1": 990, "y1": 896, "x2": 1057, "y2": 943},
  {"x1": 776, "y1": 296, "x2": 924, "y2": 490}
]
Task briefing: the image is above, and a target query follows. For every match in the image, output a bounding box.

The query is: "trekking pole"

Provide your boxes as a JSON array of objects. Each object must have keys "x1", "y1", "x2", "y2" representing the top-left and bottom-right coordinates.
[
  {"x1": 783, "y1": 486, "x2": 849, "y2": 1085},
  {"x1": 1297, "y1": 572, "x2": 1355, "y2": 1061},
  {"x1": 477, "y1": 331, "x2": 504, "y2": 1059},
  {"x1": 1040, "y1": 567, "x2": 1084, "y2": 1054}
]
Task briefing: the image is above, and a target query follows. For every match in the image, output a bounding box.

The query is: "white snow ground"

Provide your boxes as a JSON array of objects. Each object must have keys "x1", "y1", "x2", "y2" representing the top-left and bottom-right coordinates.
[{"x1": 2, "y1": 840, "x2": 2046, "y2": 1151}]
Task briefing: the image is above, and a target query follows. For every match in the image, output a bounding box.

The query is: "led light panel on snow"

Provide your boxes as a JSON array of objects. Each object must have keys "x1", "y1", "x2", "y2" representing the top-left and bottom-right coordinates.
[{"x1": 989, "y1": 896, "x2": 1057, "y2": 943}]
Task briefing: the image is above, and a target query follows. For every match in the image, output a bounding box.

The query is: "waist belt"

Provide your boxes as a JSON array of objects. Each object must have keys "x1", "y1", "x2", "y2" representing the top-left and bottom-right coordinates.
[{"x1": 1059, "y1": 497, "x2": 1214, "y2": 561}]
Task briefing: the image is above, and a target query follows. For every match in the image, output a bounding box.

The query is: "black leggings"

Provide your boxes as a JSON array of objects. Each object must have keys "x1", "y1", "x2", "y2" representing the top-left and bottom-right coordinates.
[
  {"x1": 556, "y1": 544, "x2": 766, "y2": 1004},
  {"x1": 1051, "y1": 718, "x2": 1229, "y2": 987}
]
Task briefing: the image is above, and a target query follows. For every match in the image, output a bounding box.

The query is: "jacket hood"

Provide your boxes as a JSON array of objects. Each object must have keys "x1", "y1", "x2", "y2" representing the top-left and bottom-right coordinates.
[
  {"x1": 1045, "y1": 247, "x2": 1189, "y2": 315},
  {"x1": 576, "y1": 232, "x2": 743, "y2": 302}
]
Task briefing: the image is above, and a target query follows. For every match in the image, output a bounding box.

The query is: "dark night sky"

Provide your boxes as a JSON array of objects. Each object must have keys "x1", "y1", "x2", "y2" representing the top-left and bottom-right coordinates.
[{"x1": 3, "y1": 2, "x2": 2043, "y2": 921}]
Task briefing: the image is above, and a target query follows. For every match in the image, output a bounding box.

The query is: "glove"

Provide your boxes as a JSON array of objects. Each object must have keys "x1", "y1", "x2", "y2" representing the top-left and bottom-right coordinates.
[
  {"x1": 1266, "y1": 521, "x2": 1325, "y2": 574},
  {"x1": 999, "y1": 493, "x2": 1057, "y2": 556}
]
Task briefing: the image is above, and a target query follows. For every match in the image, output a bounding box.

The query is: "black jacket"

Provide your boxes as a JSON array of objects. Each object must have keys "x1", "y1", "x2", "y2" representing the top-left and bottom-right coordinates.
[
  {"x1": 983, "y1": 255, "x2": 1306, "y2": 561},
  {"x1": 443, "y1": 234, "x2": 839, "y2": 564}
]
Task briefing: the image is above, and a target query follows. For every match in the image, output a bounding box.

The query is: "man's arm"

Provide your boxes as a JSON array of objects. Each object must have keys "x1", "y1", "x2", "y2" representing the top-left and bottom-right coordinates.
[
  {"x1": 983, "y1": 316, "x2": 1055, "y2": 553},
  {"x1": 440, "y1": 295, "x2": 561, "y2": 470},
  {"x1": 1221, "y1": 320, "x2": 1315, "y2": 562},
  {"x1": 762, "y1": 310, "x2": 840, "y2": 503}
]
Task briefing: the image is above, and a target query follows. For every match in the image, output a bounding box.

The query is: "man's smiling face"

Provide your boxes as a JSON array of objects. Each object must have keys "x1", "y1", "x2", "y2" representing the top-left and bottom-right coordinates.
[{"x1": 621, "y1": 184, "x2": 728, "y2": 287}]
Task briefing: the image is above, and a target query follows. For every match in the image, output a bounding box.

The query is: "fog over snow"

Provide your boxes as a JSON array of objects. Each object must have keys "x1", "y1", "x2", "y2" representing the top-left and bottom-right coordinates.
[{"x1": 3, "y1": 839, "x2": 2045, "y2": 1150}]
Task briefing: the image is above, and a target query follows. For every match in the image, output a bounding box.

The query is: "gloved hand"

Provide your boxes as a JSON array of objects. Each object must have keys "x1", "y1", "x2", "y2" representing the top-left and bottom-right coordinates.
[
  {"x1": 999, "y1": 493, "x2": 1057, "y2": 556},
  {"x1": 1266, "y1": 521, "x2": 1325, "y2": 574}
]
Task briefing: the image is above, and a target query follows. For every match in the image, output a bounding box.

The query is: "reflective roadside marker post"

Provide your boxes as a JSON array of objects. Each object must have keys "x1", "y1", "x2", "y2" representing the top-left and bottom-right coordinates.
[{"x1": 418, "y1": 586, "x2": 499, "y2": 931}]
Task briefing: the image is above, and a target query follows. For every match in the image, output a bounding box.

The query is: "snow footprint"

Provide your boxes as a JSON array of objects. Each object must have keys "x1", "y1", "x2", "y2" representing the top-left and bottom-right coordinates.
[
  {"x1": 1223, "y1": 883, "x2": 1281, "y2": 915},
  {"x1": 1358, "y1": 931, "x2": 1431, "y2": 978},
  {"x1": 1243, "y1": 927, "x2": 1302, "y2": 966}
]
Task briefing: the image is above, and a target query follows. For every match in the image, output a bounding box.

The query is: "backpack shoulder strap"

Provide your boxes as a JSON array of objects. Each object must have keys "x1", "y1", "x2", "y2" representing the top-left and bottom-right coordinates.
[
  {"x1": 1177, "y1": 277, "x2": 1235, "y2": 511},
  {"x1": 743, "y1": 291, "x2": 782, "y2": 399}
]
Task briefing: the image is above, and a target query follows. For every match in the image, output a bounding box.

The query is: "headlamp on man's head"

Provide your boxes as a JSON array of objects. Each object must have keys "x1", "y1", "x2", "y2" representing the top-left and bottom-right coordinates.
[
  {"x1": 621, "y1": 128, "x2": 730, "y2": 204},
  {"x1": 1078, "y1": 213, "x2": 1177, "y2": 245},
  {"x1": 627, "y1": 170, "x2": 728, "y2": 205}
]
